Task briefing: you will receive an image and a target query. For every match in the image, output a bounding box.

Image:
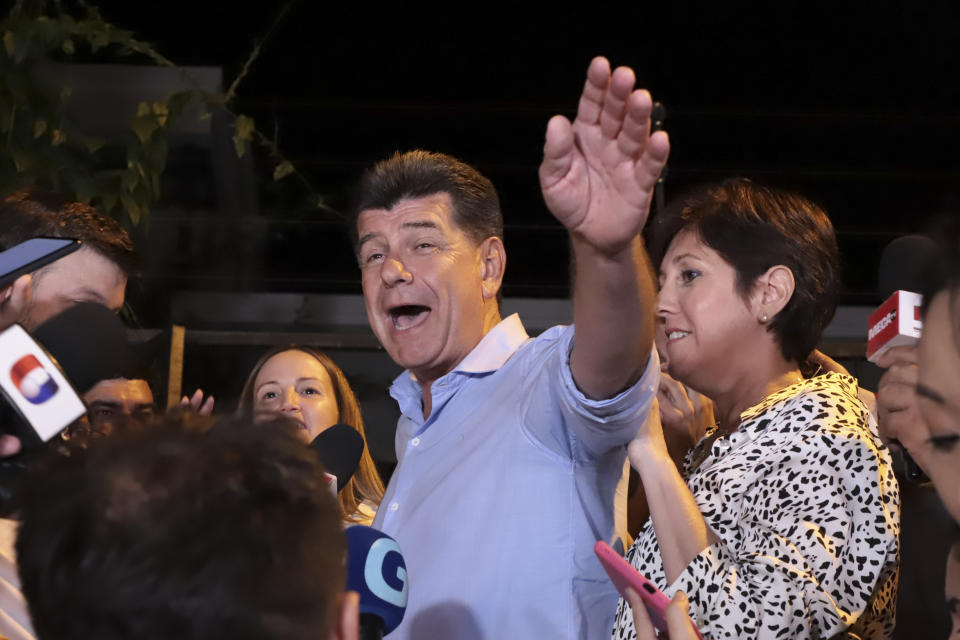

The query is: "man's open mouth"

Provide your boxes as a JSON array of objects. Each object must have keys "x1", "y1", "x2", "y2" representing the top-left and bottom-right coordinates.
[{"x1": 388, "y1": 305, "x2": 431, "y2": 330}]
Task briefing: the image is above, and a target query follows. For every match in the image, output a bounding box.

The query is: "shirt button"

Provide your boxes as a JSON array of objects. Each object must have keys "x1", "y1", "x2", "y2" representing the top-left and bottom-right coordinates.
[
  {"x1": 411, "y1": 437, "x2": 421, "y2": 446},
  {"x1": 389, "y1": 502, "x2": 399, "y2": 511}
]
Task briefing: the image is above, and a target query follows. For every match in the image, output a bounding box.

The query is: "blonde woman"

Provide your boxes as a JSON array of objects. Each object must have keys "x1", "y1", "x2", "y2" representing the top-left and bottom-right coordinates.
[{"x1": 239, "y1": 345, "x2": 384, "y2": 524}]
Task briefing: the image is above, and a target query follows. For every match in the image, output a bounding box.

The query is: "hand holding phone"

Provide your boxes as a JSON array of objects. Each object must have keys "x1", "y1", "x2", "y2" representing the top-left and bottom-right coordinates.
[
  {"x1": 0, "y1": 238, "x2": 81, "y2": 290},
  {"x1": 0, "y1": 238, "x2": 81, "y2": 331},
  {"x1": 627, "y1": 587, "x2": 700, "y2": 640},
  {"x1": 595, "y1": 541, "x2": 704, "y2": 639}
]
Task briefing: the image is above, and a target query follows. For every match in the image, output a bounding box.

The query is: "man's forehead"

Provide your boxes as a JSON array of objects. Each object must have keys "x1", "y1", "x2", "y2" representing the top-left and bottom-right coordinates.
[
  {"x1": 34, "y1": 248, "x2": 127, "y2": 303},
  {"x1": 84, "y1": 378, "x2": 153, "y2": 403},
  {"x1": 357, "y1": 193, "x2": 457, "y2": 234}
]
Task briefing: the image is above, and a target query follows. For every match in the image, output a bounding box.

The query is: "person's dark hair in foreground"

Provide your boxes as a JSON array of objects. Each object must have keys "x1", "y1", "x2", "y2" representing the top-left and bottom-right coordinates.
[{"x1": 15, "y1": 412, "x2": 348, "y2": 640}]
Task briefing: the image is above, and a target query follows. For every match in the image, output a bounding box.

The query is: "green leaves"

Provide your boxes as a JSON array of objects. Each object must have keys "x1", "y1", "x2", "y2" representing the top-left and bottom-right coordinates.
[
  {"x1": 273, "y1": 161, "x2": 294, "y2": 181},
  {"x1": 129, "y1": 113, "x2": 158, "y2": 142},
  {"x1": 0, "y1": 2, "x2": 324, "y2": 229},
  {"x1": 129, "y1": 101, "x2": 169, "y2": 142},
  {"x1": 3, "y1": 31, "x2": 14, "y2": 58},
  {"x1": 232, "y1": 114, "x2": 254, "y2": 157}
]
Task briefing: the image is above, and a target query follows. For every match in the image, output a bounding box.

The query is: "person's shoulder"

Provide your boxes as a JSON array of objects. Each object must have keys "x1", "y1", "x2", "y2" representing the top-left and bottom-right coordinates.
[
  {"x1": 501, "y1": 323, "x2": 570, "y2": 363},
  {"x1": 527, "y1": 324, "x2": 570, "y2": 343},
  {"x1": 796, "y1": 371, "x2": 860, "y2": 399},
  {"x1": 788, "y1": 374, "x2": 886, "y2": 449}
]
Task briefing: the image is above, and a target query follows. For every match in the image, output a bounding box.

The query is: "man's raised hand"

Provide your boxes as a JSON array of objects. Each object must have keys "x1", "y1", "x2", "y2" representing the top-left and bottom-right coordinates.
[{"x1": 539, "y1": 56, "x2": 669, "y2": 255}]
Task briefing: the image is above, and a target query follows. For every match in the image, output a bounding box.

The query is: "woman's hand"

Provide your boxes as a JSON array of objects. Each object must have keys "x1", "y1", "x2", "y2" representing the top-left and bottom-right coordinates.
[
  {"x1": 628, "y1": 373, "x2": 715, "y2": 473},
  {"x1": 628, "y1": 398, "x2": 668, "y2": 471},
  {"x1": 181, "y1": 388, "x2": 215, "y2": 415},
  {"x1": 658, "y1": 373, "x2": 714, "y2": 459},
  {"x1": 626, "y1": 587, "x2": 700, "y2": 640}
]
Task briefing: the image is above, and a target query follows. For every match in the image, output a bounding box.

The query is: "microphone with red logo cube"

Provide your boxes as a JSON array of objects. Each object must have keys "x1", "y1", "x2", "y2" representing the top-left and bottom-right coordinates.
[
  {"x1": 866, "y1": 290, "x2": 923, "y2": 363},
  {"x1": 0, "y1": 302, "x2": 141, "y2": 447},
  {"x1": 9, "y1": 354, "x2": 60, "y2": 405},
  {"x1": 0, "y1": 325, "x2": 86, "y2": 444},
  {"x1": 868, "y1": 234, "x2": 944, "y2": 483},
  {"x1": 867, "y1": 234, "x2": 940, "y2": 363}
]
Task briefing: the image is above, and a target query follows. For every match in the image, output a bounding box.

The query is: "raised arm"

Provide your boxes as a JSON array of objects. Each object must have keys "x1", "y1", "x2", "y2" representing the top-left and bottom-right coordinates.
[{"x1": 539, "y1": 57, "x2": 668, "y2": 399}]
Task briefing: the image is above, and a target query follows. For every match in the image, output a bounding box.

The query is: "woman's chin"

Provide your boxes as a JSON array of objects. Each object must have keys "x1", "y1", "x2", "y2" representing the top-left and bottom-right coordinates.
[{"x1": 295, "y1": 428, "x2": 313, "y2": 443}]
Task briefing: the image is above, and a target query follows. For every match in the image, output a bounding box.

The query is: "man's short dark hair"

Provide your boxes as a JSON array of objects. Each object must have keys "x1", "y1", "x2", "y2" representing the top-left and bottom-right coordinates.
[
  {"x1": 0, "y1": 189, "x2": 137, "y2": 274},
  {"x1": 16, "y1": 412, "x2": 346, "y2": 640},
  {"x1": 350, "y1": 150, "x2": 504, "y2": 251},
  {"x1": 649, "y1": 178, "x2": 840, "y2": 364}
]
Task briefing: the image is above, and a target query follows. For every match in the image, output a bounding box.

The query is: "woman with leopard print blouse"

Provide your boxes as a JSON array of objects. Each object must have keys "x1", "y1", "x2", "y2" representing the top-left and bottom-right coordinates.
[{"x1": 611, "y1": 180, "x2": 899, "y2": 640}]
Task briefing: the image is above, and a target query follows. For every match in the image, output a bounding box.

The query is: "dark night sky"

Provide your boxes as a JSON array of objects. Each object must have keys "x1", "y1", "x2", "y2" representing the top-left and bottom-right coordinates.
[{"x1": 89, "y1": 0, "x2": 960, "y2": 302}]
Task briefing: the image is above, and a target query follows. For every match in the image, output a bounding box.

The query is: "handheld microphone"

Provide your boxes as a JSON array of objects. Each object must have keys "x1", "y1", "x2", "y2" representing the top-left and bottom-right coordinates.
[
  {"x1": 0, "y1": 302, "x2": 138, "y2": 515},
  {"x1": 867, "y1": 235, "x2": 939, "y2": 363},
  {"x1": 31, "y1": 301, "x2": 144, "y2": 395},
  {"x1": 0, "y1": 302, "x2": 138, "y2": 446},
  {"x1": 345, "y1": 525, "x2": 408, "y2": 639},
  {"x1": 309, "y1": 424, "x2": 364, "y2": 493},
  {"x1": 869, "y1": 235, "x2": 942, "y2": 482}
]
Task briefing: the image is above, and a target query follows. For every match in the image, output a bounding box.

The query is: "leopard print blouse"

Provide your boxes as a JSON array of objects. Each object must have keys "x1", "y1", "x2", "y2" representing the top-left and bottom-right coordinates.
[{"x1": 611, "y1": 373, "x2": 900, "y2": 640}]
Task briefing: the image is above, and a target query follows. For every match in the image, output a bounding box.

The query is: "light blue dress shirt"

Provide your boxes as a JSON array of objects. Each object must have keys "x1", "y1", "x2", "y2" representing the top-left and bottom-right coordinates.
[{"x1": 373, "y1": 314, "x2": 659, "y2": 640}]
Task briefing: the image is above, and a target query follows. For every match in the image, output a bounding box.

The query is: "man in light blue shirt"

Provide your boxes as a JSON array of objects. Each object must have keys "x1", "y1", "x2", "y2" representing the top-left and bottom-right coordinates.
[{"x1": 353, "y1": 57, "x2": 669, "y2": 639}]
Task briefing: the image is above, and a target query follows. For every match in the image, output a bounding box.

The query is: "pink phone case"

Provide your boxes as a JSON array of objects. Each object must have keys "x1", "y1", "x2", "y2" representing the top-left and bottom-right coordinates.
[{"x1": 594, "y1": 540, "x2": 704, "y2": 639}]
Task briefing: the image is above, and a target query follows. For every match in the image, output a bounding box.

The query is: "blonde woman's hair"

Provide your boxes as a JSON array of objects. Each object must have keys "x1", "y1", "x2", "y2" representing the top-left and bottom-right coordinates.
[{"x1": 238, "y1": 345, "x2": 385, "y2": 519}]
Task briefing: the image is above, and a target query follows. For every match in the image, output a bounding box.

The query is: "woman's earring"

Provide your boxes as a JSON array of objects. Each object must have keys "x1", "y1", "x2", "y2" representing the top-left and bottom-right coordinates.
[{"x1": 760, "y1": 313, "x2": 768, "y2": 323}]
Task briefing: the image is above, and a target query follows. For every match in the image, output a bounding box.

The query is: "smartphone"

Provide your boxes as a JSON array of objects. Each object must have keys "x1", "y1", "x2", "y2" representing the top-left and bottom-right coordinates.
[
  {"x1": 594, "y1": 540, "x2": 704, "y2": 640},
  {"x1": 0, "y1": 238, "x2": 81, "y2": 289},
  {"x1": 0, "y1": 324, "x2": 86, "y2": 444}
]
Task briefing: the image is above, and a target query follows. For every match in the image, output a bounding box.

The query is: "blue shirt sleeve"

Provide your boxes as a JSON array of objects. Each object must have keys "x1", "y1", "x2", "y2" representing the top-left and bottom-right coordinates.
[{"x1": 521, "y1": 324, "x2": 659, "y2": 461}]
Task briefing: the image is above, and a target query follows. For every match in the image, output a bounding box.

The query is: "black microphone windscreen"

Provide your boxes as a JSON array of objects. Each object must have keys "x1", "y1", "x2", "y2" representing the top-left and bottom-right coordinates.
[
  {"x1": 876, "y1": 234, "x2": 942, "y2": 300},
  {"x1": 31, "y1": 302, "x2": 143, "y2": 395},
  {"x1": 309, "y1": 423, "x2": 364, "y2": 491}
]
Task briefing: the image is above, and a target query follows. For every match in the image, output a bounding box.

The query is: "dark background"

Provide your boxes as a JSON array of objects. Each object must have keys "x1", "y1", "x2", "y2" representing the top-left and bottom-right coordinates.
[{"x1": 91, "y1": 0, "x2": 960, "y2": 304}]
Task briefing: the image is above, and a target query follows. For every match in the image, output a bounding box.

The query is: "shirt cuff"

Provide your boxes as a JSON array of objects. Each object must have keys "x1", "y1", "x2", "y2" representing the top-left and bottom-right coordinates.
[{"x1": 557, "y1": 326, "x2": 660, "y2": 422}]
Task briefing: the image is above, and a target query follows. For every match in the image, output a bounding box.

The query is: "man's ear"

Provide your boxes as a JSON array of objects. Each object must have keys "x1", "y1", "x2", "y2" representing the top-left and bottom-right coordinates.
[
  {"x1": 0, "y1": 274, "x2": 32, "y2": 330},
  {"x1": 479, "y1": 237, "x2": 506, "y2": 301},
  {"x1": 752, "y1": 265, "x2": 795, "y2": 322},
  {"x1": 331, "y1": 590, "x2": 359, "y2": 640}
]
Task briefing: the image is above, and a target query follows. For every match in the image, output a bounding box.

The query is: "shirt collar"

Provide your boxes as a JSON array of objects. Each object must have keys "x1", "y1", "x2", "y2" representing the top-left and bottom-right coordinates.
[
  {"x1": 454, "y1": 313, "x2": 530, "y2": 374},
  {"x1": 738, "y1": 372, "x2": 855, "y2": 424},
  {"x1": 393, "y1": 314, "x2": 530, "y2": 396}
]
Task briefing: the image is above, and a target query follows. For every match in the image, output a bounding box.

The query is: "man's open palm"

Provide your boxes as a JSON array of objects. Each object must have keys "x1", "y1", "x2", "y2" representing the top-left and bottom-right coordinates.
[{"x1": 540, "y1": 57, "x2": 670, "y2": 255}]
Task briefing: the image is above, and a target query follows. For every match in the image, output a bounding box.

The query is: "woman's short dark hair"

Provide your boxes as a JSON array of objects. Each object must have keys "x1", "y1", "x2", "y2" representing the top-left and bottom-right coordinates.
[
  {"x1": 649, "y1": 178, "x2": 840, "y2": 363},
  {"x1": 349, "y1": 150, "x2": 503, "y2": 251}
]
